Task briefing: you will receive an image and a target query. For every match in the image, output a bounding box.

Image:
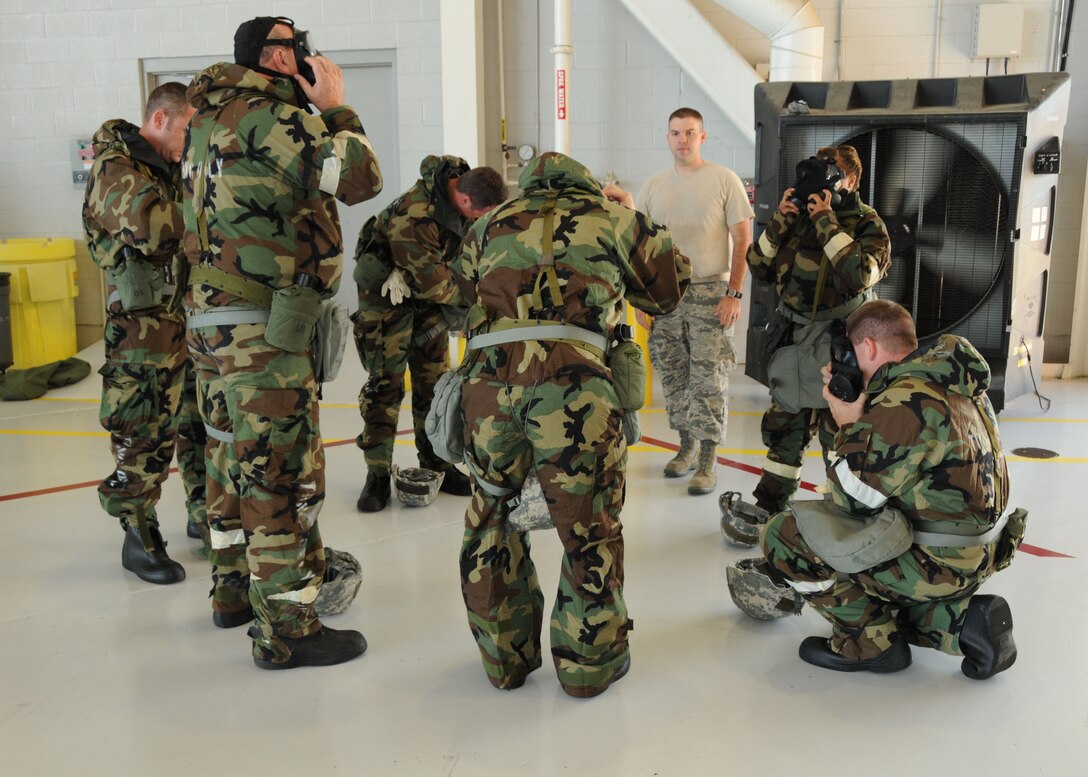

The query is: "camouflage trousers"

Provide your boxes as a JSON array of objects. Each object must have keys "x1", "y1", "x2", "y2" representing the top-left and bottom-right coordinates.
[
  {"x1": 648, "y1": 281, "x2": 735, "y2": 444},
  {"x1": 97, "y1": 309, "x2": 206, "y2": 550},
  {"x1": 752, "y1": 403, "x2": 837, "y2": 513},
  {"x1": 761, "y1": 509, "x2": 998, "y2": 659},
  {"x1": 187, "y1": 321, "x2": 326, "y2": 663},
  {"x1": 459, "y1": 362, "x2": 631, "y2": 693},
  {"x1": 352, "y1": 301, "x2": 449, "y2": 472}
]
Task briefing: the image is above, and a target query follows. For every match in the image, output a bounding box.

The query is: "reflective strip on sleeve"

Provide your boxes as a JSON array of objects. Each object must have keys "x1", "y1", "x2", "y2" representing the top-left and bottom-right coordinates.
[
  {"x1": 758, "y1": 230, "x2": 778, "y2": 258},
  {"x1": 786, "y1": 577, "x2": 836, "y2": 594},
  {"x1": 210, "y1": 528, "x2": 245, "y2": 550},
  {"x1": 823, "y1": 231, "x2": 853, "y2": 259},
  {"x1": 268, "y1": 583, "x2": 320, "y2": 605},
  {"x1": 319, "y1": 132, "x2": 368, "y2": 195},
  {"x1": 763, "y1": 458, "x2": 802, "y2": 480},
  {"x1": 832, "y1": 457, "x2": 888, "y2": 510}
]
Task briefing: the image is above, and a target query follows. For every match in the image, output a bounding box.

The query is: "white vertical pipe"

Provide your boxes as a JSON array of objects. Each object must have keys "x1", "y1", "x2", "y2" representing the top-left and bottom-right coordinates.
[{"x1": 552, "y1": 0, "x2": 572, "y2": 154}]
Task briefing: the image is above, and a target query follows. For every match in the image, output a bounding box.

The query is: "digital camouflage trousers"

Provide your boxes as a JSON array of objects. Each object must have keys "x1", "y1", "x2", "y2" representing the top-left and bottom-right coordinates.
[{"x1": 648, "y1": 281, "x2": 735, "y2": 444}]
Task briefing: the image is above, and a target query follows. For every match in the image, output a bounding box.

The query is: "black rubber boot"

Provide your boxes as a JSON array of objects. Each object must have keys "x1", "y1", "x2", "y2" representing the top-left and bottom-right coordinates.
[
  {"x1": 357, "y1": 469, "x2": 391, "y2": 512},
  {"x1": 960, "y1": 595, "x2": 1017, "y2": 680},
  {"x1": 438, "y1": 466, "x2": 472, "y2": 496},
  {"x1": 798, "y1": 636, "x2": 912, "y2": 674},
  {"x1": 121, "y1": 525, "x2": 186, "y2": 585},
  {"x1": 253, "y1": 626, "x2": 367, "y2": 670},
  {"x1": 213, "y1": 606, "x2": 255, "y2": 629}
]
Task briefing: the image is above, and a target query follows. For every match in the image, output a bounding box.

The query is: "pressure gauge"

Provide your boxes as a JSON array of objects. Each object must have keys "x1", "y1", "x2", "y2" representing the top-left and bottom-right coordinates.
[{"x1": 517, "y1": 144, "x2": 535, "y2": 162}]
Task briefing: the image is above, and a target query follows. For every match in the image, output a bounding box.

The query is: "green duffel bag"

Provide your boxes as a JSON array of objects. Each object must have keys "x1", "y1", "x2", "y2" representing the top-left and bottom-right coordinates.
[{"x1": 766, "y1": 318, "x2": 836, "y2": 413}]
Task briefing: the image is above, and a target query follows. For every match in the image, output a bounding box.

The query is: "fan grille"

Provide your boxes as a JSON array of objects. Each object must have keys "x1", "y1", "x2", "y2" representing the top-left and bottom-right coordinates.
[{"x1": 778, "y1": 118, "x2": 1024, "y2": 349}]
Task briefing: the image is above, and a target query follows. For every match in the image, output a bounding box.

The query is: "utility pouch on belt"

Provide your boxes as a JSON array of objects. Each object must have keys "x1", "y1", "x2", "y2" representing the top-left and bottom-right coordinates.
[
  {"x1": 994, "y1": 507, "x2": 1028, "y2": 571},
  {"x1": 265, "y1": 284, "x2": 322, "y2": 353},
  {"x1": 790, "y1": 498, "x2": 914, "y2": 574},
  {"x1": 352, "y1": 215, "x2": 393, "y2": 293},
  {"x1": 314, "y1": 299, "x2": 351, "y2": 383},
  {"x1": 766, "y1": 317, "x2": 835, "y2": 413},
  {"x1": 110, "y1": 254, "x2": 164, "y2": 312},
  {"x1": 609, "y1": 336, "x2": 646, "y2": 412},
  {"x1": 425, "y1": 362, "x2": 469, "y2": 465}
]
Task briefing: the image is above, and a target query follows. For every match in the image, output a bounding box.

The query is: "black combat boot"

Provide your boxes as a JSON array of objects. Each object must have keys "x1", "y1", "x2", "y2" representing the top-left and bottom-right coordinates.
[
  {"x1": 960, "y1": 595, "x2": 1017, "y2": 680},
  {"x1": 438, "y1": 465, "x2": 472, "y2": 496},
  {"x1": 253, "y1": 626, "x2": 368, "y2": 670},
  {"x1": 798, "y1": 636, "x2": 912, "y2": 674},
  {"x1": 357, "y1": 469, "x2": 391, "y2": 512},
  {"x1": 121, "y1": 524, "x2": 186, "y2": 585}
]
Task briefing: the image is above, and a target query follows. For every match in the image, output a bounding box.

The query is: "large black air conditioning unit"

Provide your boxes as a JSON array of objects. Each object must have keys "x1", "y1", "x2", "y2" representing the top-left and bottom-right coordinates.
[{"x1": 746, "y1": 73, "x2": 1071, "y2": 412}]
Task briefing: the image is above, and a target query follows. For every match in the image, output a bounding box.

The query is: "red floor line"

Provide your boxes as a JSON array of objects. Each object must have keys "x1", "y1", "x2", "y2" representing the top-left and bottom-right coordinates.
[
  {"x1": 3, "y1": 431, "x2": 1074, "y2": 559},
  {"x1": 639, "y1": 434, "x2": 819, "y2": 491},
  {"x1": 0, "y1": 429, "x2": 413, "y2": 502},
  {"x1": 638, "y1": 434, "x2": 1071, "y2": 559}
]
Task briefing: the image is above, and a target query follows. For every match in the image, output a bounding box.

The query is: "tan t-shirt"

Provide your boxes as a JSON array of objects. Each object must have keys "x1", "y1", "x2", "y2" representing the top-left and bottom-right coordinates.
[{"x1": 636, "y1": 162, "x2": 753, "y2": 280}]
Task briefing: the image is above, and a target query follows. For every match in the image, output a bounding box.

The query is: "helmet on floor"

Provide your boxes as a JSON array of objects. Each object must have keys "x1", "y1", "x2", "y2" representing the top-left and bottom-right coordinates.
[
  {"x1": 727, "y1": 557, "x2": 804, "y2": 620},
  {"x1": 315, "y1": 548, "x2": 363, "y2": 617},
  {"x1": 392, "y1": 465, "x2": 444, "y2": 507},
  {"x1": 720, "y1": 491, "x2": 770, "y2": 548}
]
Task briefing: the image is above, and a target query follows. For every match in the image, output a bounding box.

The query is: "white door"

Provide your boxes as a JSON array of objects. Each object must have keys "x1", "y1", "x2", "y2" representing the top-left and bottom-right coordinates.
[{"x1": 334, "y1": 56, "x2": 400, "y2": 310}]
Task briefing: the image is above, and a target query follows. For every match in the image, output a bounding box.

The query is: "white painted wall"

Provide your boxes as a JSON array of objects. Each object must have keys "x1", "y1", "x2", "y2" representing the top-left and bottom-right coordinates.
[{"x1": 0, "y1": 0, "x2": 1082, "y2": 361}]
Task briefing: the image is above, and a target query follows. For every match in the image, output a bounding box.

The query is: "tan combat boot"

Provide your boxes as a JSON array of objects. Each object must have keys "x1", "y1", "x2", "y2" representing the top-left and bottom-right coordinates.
[
  {"x1": 687, "y1": 440, "x2": 718, "y2": 495},
  {"x1": 663, "y1": 431, "x2": 697, "y2": 478}
]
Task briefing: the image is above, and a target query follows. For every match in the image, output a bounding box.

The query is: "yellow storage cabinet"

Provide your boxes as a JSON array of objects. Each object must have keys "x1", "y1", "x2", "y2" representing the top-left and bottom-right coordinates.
[{"x1": 0, "y1": 238, "x2": 79, "y2": 369}]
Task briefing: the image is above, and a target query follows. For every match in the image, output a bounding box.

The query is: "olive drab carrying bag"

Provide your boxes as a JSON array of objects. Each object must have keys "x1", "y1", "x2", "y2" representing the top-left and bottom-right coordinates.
[
  {"x1": 425, "y1": 362, "x2": 469, "y2": 465},
  {"x1": 352, "y1": 215, "x2": 394, "y2": 293},
  {"x1": 766, "y1": 317, "x2": 836, "y2": 413},
  {"x1": 763, "y1": 248, "x2": 868, "y2": 413},
  {"x1": 790, "y1": 498, "x2": 914, "y2": 574}
]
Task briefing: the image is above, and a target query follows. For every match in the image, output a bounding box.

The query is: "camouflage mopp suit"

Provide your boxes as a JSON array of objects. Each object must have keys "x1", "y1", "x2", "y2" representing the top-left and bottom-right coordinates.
[
  {"x1": 451, "y1": 152, "x2": 691, "y2": 695},
  {"x1": 351, "y1": 155, "x2": 472, "y2": 477},
  {"x1": 761, "y1": 335, "x2": 1012, "y2": 660},
  {"x1": 747, "y1": 189, "x2": 891, "y2": 512},
  {"x1": 82, "y1": 118, "x2": 207, "y2": 553},
  {"x1": 181, "y1": 62, "x2": 383, "y2": 662}
]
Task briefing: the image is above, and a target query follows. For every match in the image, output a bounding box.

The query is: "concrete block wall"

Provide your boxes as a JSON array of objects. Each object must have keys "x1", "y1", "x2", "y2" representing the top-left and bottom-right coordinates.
[
  {"x1": 0, "y1": 0, "x2": 442, "y2": 244},
  {"x1": 0, "y1": 0, "x2": 1081, "y2": 360}
]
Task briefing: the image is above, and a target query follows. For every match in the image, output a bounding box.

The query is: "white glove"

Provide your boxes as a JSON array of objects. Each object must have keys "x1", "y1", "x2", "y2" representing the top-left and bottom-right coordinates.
[{"x1": 381, "y1": 268, "x2": 412, "y2": 305}]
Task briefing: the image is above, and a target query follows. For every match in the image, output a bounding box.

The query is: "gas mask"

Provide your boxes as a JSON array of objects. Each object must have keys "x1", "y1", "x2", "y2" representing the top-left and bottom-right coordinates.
[
  {"x1": 788, "y1": 156, "x2": 844, "y2": 211},
  {"x1": 827, "y1": 320, "x2": 863, "y2": 403}
]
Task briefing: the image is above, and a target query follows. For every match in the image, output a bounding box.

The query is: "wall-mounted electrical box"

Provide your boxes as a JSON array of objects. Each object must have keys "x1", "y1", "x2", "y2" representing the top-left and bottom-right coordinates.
[
  {"x1": 973, "y1": 4, "x2": 1025, "y2": 59},
  {"x1": 70, "y1": 139, "x2": 94, "y2": 188}
]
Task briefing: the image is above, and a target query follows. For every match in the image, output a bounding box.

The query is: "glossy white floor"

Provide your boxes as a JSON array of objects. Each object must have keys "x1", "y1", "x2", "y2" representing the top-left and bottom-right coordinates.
[{"x1": 1, "y1": 344, "x2": 1085, "y2": 777}]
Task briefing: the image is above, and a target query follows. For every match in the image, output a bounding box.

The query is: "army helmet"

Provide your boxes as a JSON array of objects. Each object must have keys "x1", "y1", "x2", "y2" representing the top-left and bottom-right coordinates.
[
  {"x1": 391, "y1": 465, "x2": 444, "y2": 507},
  {"x1": 315, "y1": 548, "x2": 363, "y2": 617},
  {"x1": 727, "y1": 557, "x2": 805, "y2": 620},
  {"x1": 720, "y1": 491, "x2": 770, "y2": 548}
]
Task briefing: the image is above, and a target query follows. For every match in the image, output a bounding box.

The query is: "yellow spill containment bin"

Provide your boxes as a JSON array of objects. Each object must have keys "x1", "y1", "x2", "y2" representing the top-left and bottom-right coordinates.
[{"x1": 0, "y1": 238, "x2": 79, "y2": 369}]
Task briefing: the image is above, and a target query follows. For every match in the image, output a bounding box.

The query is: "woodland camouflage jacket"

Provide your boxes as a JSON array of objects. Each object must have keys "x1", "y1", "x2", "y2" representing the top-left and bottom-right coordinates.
[
  {"x1": 355, "y1": 154, "x2": 472, "y2": 312},
  {"x1": 182, "y1": 62, "x2": 383, "y2": 305},
  {"x1": 748, "y1": 191, "x2": 891, "y2": 317},
  {"x1": 83, "y1": 119, "x2": 183, "y2": 273},
  {"x1": 828, "y1": 334, "x2": 1009, "y2": 529},
  {"x1": 452, "y1": 152, "x2": 691, "y2": 340}
]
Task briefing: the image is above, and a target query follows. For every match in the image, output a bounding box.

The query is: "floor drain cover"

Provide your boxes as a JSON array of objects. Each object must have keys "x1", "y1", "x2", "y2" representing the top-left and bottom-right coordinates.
[{"x1": 1011, "y1": 447, "x2": 1058, "y2": 459}]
